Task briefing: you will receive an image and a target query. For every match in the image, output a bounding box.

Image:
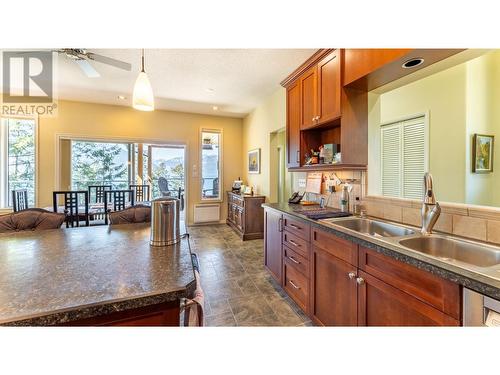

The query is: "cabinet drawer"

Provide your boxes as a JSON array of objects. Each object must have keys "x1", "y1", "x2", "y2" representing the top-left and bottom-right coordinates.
[
  {"x1": 284, "y1": 262, "x2": 309, "y2": 312},
  {"x1": 284, "y1": 245, "x2": 310, "y2": 278},
  {"x1": 358, "y1": 247, "x2": 461, "y2": 320},
  {"x1": 283, "y1": 214, "x2": 310, "y2": 241},
  {"x1": 311, "y1": 227, "x2": 358, "y2": 266},
  {"x1": 232, "y1": 195, "x2": 244, "y2": 208},
  {"x1": 283, "y1": 230, "x2": 310, "y2": 259}
]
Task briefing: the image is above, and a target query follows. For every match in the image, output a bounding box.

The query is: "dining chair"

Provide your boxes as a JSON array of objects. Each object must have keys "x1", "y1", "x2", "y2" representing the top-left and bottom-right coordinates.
[
  {"x1": 11, "y1": 189, "x2": 29, "y2": 212},
  {"x1": 88, "y1": 185, "x2": 112, "y2": 204},
  {"x1": 104, "y1": 189, "x2": 135, "y2": 225},
  {"x1": 108, "y1": 204, "x2": 151, "y2": 225},
  {"x1": 0, "y1": 208, "x2": 65, "y2": 233},
  {"x1": 129, "y1": 184, "x2": 150, "y2": 202},
  {"x1": 52, "y1": 191, "x2": 90, "y2": 228},
  {"x1": 158, "y1": 177, "x2": 171, "y2": 197}
]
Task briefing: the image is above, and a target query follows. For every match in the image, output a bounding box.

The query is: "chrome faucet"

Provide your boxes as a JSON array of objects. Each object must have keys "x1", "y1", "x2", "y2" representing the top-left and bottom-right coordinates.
[{"x1": 421, "y1": 173, "x2": 441, "y2": 235}]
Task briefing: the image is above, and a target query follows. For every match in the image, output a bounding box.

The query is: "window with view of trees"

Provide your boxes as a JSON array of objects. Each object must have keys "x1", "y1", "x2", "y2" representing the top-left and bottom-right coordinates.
[
  {"x1": 71, "y1": 141, "x2": 131, "y2": 191},
  {"x1": 0, "y1": 117, "x2": 36, "y2": 208}
]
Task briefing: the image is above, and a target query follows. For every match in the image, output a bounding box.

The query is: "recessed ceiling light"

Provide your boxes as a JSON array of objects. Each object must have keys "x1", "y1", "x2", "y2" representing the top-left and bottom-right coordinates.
[
  {"x1": 212, "y1": 106, "x2": 218, "y2": 111},
  {"x1": 117, "y1": 95, "x2": 126, "y2": 100},
  {"x1": 206, "y1": 88, "x2": 215, "y2": 93},
  {"x1": 402, "y1": 58, "x2": 425, "y2": 69}
]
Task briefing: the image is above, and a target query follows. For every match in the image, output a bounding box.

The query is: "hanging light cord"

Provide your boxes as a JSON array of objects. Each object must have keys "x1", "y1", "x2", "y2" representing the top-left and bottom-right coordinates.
[{"x1": 141, "y1": 48, "x2": 145, "y2": 73}]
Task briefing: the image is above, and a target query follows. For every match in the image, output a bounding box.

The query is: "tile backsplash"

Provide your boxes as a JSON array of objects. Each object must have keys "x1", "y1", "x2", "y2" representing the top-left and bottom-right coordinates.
[
  {"x1": 290, "y1": 169, "x2": 500, "y2": 245},
  {"x1": 362, "y1": 195, "x2": 500, "y2": 245}
]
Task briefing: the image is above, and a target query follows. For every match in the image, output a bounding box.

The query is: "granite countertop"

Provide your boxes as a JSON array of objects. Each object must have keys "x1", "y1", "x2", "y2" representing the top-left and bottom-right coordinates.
[
  {"x1": 0, "y1": 223, "x2": 196, "y2": 326},
  {"x1": 263, "y1": 202, "x2": 500, "y2": 300}
]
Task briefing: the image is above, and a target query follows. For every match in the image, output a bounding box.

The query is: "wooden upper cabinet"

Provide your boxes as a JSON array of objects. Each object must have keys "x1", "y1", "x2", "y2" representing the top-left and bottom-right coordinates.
[
  {"x1": 316, "y1": 50, "x2": 341, "y2": 125},
  {"x1": 286, "y1": 81, "x2": 301, "y2": 168},
  {"x1": 299, "y1": 66, "x2": 317, "y2": 130},
  {"x1": 343, "y1": 49, "x2": 411, "y2": 87}
]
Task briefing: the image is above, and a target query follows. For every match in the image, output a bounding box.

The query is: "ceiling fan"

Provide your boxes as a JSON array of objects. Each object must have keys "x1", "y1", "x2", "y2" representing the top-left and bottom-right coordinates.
[{"x1": 15, "y1": 48, "x2": 132, "y2": 78}]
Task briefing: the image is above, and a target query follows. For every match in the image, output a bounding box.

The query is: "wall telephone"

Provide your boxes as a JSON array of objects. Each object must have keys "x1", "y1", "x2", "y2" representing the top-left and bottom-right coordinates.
[{"x1": 288, "y1": 192, "x2": 304, "y2": 204}]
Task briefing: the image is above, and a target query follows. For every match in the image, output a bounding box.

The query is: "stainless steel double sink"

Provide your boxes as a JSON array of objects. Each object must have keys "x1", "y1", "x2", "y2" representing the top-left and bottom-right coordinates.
[{"x1": 319, "y1": 217, "x2": 500, "y2": 279}]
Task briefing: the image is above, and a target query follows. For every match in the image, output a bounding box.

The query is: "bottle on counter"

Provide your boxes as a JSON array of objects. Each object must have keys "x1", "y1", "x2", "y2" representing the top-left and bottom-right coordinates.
[
  {"x1": 353, "y1": 197, "x2": 362, "y2": 215},
  {"x1": 340, "y1": 185, "x2": 349, "y2": 212}
]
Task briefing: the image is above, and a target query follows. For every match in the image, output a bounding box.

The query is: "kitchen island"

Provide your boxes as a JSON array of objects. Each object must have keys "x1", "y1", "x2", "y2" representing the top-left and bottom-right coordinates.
[{"x1": 0, "y1": 223, "x2": 196, "y2": 326}]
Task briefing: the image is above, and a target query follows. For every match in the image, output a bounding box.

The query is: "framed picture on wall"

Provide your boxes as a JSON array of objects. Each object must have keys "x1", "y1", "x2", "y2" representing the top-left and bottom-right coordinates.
[
  {"x1": 248, "y1": 148, "x2": 261, "y2": 174},
  {"x1": 472, "y1": 134, "x2": 494, "y2": 173}
]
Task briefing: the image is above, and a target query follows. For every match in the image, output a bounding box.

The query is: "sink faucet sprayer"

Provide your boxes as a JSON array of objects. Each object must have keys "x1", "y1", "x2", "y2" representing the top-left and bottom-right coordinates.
[{"x1": 421, "y1": 173, "x2": 441, "y2": 235}]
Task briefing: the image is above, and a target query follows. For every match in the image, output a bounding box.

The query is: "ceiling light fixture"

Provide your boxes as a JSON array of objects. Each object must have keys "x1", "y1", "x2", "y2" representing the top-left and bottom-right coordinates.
[
  {"x1": 117, "y1": 95, "x2": 126, "y2": 100},
  {"x1": 132, "y1": 49, "x2": 154, "y2": 111},
  {"x1": 402, "y1": 57, "x2": 425, "y2": 69},
  {"x1": 212, "y1": 106, "x2": 218, "y2": 111},
  {"x1": 206, "y1": 88, "x2": 215, "y2": 93}
]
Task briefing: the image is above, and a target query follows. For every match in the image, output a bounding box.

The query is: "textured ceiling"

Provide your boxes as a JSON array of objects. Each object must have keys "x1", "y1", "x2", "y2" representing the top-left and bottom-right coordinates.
[{"x1": 1, "y1": 49, "x2": 316, "y2": 118}]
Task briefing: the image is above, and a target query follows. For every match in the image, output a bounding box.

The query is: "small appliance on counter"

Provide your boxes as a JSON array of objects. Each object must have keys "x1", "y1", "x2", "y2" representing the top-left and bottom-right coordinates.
[{"x1": 150, "y1": 197, "x2": 181, "y2": 246}]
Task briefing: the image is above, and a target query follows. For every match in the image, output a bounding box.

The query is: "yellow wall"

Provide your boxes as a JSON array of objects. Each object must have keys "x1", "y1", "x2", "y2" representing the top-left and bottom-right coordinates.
[
  {"x1": 36, "y1": 100, "x2": 243, "y2": 225},
  {"x1": 368, "y1": 63, "x2": 467, "y2": 203},
  {"x1": 368, "y1": 50, "x2": 500, "y2": 207},
  {"x1": 242, "y1": 88, "x2": 288, "y2": 200}
]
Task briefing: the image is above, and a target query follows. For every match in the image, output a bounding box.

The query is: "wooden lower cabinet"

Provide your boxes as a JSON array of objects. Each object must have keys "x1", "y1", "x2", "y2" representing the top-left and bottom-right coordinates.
[
  {"x1": 264, "y1": 208, "x2": 283, "y2": 284},
  {"x1": 62, "y1": 301, "x2": 181, "y2": 326},
  {"x1": 357, "y1": 271, "x2": 460, "y2": 326},
  {"x1": 310, "y1": 246, "x2": 357, "y2": 326},
  {"x1": 263, "y1": 216, "x2": 463, "y2": 326},
  {"x1": 226, "y1": 192, "x2": 265, "y2": 240}
]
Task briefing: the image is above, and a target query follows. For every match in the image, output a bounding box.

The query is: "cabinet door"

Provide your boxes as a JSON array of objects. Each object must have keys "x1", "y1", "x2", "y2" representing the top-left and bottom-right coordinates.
[
  {"x1": 286, "y1": 81, "x2": 301, "y2": 168},
  {"x1": 264, "y1": 209, "x2": 283, "y2": 284},
  {"x1": 227, "y1": 202, "x2": 234, "y2": 224},
  {"x1": 317, "y1": 50, "x2": 341, "y2": 125},
  {"x1": 299, "y1": 66, "x2": 317, "y2": 130},
  {"x1": 235, "y1": 207, "x2": 244, "y2": 231},
  {"x1": 310, "y1": 246, "x2": 358, "y2": 326},
  {"x1": 357, "y1": 271, "x2": 460, "y2": 326}
]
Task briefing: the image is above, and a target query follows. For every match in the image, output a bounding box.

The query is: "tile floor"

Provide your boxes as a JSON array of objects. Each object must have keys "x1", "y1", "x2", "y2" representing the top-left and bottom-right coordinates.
[{"x1": 187, "y1": 224, "x2": 313, "y2": 327}]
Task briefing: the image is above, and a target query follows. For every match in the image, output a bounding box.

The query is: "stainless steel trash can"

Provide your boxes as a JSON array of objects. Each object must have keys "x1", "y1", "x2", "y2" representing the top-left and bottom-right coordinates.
[{"x1": 150, "y1": 197, "x2": 181, "y2": 246}]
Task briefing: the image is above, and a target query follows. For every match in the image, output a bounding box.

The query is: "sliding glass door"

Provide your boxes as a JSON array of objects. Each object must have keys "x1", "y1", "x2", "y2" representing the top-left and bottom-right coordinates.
[{"x1": 71, "y1": 140, "x2": 131, "y2": 190}]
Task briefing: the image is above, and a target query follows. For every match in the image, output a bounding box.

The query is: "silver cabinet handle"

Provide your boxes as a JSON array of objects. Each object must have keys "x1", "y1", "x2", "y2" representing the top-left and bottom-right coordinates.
[
  {"x1": 278, "y1": 217, "x2": 283, "y2": 232},
  {"x1": 356, "y1": 277, "x2": 365, "y2": 285},
  {"x1": 348, "y1": 272, "x2": 356, "y2": 279},
  {"x1": 296, "y1": 150, "x2": 300, "y2": 163},
  {"x1": 289, "y1": 280, "x2": 300, "y2": 290},
  {"x1": 288, "y1": 239, "x2": 300, "y2": 247},
  {"x1": 289, "y1": 256, "x2": 300, "y2": 265},
  {"x1": 289, "y1": 223, "x2": 301, "y2": 230}
]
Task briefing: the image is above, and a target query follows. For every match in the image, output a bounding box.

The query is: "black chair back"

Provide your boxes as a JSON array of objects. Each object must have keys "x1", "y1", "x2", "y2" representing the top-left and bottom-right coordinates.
[
  {"x1": 158, "y1": 177, "x2": 171, "y2": 197},
  {"x1": 88, "y1": 185, "x2": 112, "y2": 204},
  {"x1": 104, "y1": 190, "x2": 135, "y2": 225},
  {"x1": 12, "y1": 189, "x2": 29, "y2": 212},
  {"x1": 52, "y1": 191, "x2": 89, "y2": 228},
  {"x1": 129, "y1": 184, "x2": 150, "y2": 202}
]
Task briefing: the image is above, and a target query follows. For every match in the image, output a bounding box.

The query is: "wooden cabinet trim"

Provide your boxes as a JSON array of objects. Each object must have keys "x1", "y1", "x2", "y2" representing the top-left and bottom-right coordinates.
[{"x1": 281, "y1": 49, "x2": 334, "y2": 88}]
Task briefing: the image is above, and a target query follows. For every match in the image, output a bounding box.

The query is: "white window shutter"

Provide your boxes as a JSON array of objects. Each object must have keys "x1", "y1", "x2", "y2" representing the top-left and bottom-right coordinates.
[
  {"x1": 402, "y1": 117, "x2": 426, "y2": 199},
  {"x1": 381, "y1": 124, "x2": 402, "y2": 198}
]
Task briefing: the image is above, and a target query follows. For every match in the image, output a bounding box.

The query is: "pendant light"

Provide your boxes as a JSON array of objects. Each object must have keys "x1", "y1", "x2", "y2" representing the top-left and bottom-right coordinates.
[{"x1": 133, "y1": 48, "x2": 154, "y2": 111}]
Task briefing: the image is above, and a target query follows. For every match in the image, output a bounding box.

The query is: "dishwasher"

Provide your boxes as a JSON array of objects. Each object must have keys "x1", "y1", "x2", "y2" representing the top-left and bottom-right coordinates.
[{"x1": 463, "y1": 288, "x2": 500, "y2": 326}]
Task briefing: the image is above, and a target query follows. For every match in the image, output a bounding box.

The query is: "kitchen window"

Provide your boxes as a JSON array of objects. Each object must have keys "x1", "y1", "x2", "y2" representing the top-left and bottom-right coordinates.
[
  {"x1": 0, "y1": 117, "x2": 37, "y2": 208},
  {"x1": 200, "y1": 129, "x2": 222, "y2": 201},
  {"x1": 380, "y1": 115, "x2": 429, "y2": 200}
]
